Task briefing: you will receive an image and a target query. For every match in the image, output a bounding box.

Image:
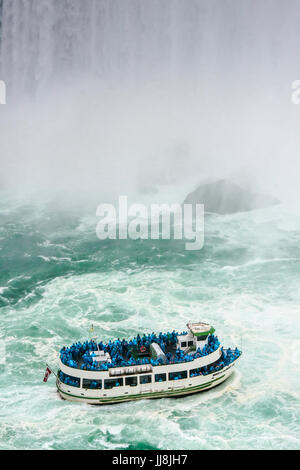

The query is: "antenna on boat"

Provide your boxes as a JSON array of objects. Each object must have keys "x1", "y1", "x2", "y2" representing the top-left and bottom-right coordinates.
[{"x1": 90, "y1": 324, "x2": 100, "y2": 353}]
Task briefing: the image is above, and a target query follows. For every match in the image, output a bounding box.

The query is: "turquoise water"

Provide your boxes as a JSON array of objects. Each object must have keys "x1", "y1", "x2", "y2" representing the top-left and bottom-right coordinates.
[{"x1": 0, "y1": 192, "x2": 299, "y2": 450}]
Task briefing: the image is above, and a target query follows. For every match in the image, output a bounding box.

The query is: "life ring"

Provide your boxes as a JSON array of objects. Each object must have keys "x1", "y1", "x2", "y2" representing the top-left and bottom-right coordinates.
[{"x1": 140, "y1": 346, "x2": 146, "y2": 353}]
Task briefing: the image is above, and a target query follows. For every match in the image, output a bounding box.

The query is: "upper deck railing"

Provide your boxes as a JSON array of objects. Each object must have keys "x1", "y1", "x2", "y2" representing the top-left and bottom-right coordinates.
[{"x1": 59, "y1": 330, "x2": 221, "y2": 372}]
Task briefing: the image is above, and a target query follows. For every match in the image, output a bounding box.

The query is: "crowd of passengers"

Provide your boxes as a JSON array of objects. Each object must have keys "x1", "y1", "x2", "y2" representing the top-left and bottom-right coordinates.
[
  {"x1": 60, "y1": 332, "x2": 221, "y2": 371},
  {"x1": 190, "y1": 347, "x2": 241, "y2": 376},
  {"x1": 59, "y1": 347, "x2": 241, "y2": 388},
  {"x1": 59, "y1": 371, "x2": 80, "y2": 388}
]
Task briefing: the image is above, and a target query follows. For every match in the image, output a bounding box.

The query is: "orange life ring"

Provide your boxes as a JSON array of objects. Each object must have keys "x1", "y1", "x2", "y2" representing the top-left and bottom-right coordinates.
[{"x1": 140, "y1": 346, "x2": 146, "y2": 353}]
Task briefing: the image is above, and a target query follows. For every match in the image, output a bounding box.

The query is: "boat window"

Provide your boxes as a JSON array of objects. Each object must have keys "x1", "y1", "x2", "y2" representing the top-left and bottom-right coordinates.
[
  {"x1": 197, "y1": 335, "x2": 208, "y2": 341},
  {"x1": 181, "y1": 341, "x2": 187, "y2": 348},
  {"x1": 190, "y1": 368, "x2": 201, "y2": 377},
  {"x1": 59, "y1": 371, "x2": 80, "y2": 388},
  {"x1": 188, "y1": 341, "x2": 194, "y2": 347},
  {"x1": 155, "y1": 373, "x2": 166, "y2": 383},
  {"x1": 82, "y1": 379, "x2": 102, "y2": 390},
  {"x1": 125, "y1": 376, "x2": 138, "y2": 387},
  {"x1": 169, "y1": 371, "x2": 187, "y2": 381},
  {"x1": 139, "y1": 375, "x2": 152, "y2": 385},
  {"x1": 104, "y1": 378, "x2": 124, "y2": 389}
]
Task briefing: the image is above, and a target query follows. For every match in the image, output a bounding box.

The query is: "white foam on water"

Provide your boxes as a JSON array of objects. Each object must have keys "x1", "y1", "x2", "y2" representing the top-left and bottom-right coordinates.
[{"x1": 0, "y1": 202, "x2": 300, "y2": 449}]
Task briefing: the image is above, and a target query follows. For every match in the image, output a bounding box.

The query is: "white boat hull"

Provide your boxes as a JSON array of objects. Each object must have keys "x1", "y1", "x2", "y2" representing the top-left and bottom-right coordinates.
[{"x1": 56, "y1": 359, "x2": 238, "y2": 405}]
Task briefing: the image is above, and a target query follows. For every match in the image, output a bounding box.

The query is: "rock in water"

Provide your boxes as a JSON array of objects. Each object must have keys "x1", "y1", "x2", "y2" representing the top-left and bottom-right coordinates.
[{"x1": 183, "y1": 179, "x2": 280, "y2": 214}]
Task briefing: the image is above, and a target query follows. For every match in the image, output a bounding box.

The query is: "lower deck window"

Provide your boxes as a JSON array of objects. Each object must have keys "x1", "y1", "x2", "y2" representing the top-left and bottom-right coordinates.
[
  {"x1": 104, "y1": 378, "x2": 124, "y2": 389},
  {"x1": 155, "y1": 373, "x2": 166, "y2": 382},
  {"x1": 188, "y1": 341, "x2": 194, "y2": 347},
  {"x1": 190, "y1": 368, "x2": 201, "y2": 377},
  {"x1": 59, "y1": 371, "x2": 80, "y2": 388},
  {"x1": 169, "y1": 371, "x2": 187, "y2": 381},
  {"x1": 83, "y1": 379, "x2": 102, "y2": 389},
  {"x1": 181, "y1": 341, "x2": 187, "y2": 348},
  {"x1": 139, "y1": 375, "x2": 152, "y2": 385},
  {"x1": 125, "y1": 376, "x2": 138, "y2": 387}
]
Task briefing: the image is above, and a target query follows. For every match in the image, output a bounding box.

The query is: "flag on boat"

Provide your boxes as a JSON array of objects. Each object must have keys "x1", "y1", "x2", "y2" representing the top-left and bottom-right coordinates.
[{"x1": 43, "y1": 366, "x2": 52, "y2": 383}]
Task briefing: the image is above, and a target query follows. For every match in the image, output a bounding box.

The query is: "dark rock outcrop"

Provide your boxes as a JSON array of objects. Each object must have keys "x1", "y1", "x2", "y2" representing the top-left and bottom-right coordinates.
[{"x1": 183, "y1": 179, "x2": 280, "y2": 214}]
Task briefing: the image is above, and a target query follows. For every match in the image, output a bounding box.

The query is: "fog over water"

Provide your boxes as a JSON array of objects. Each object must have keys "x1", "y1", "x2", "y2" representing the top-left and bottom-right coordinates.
[
  {"x1": 0, "y1": 1, "x2": 300, "y2": 450},
  {"x1": 1, "y1": 0, "x2": 300, "y2": 204}
]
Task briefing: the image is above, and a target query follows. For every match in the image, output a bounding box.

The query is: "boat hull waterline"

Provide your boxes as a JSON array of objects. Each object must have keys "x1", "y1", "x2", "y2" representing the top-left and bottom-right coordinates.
[{"x1": 56, "y1": 359, "x2": 239, "y2": 405}]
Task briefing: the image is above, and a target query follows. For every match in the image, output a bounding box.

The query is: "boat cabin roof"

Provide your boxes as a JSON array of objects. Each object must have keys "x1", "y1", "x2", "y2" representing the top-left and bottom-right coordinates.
[{"x1": 187, "y1": 322, "x2": 214, "y2": 336}]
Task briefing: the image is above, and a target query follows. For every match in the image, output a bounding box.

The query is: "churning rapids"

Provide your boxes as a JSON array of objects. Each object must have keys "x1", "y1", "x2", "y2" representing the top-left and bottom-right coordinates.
[
  {"x1": 0, "y1": 0, "x2": 300, "y2": 450},
  {"x1": 0, "y1": 190, "x2": 299, "y2": 449}
]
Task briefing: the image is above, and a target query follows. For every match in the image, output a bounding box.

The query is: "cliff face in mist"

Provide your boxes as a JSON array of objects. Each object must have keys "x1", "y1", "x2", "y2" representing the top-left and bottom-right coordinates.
[{"x1": 184, "y1": 180, "x2": 280, "y2": 214}]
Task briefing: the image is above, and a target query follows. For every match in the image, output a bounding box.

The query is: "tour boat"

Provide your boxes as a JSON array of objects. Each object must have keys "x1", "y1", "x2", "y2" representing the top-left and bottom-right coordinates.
[{"x1": 55, "y1": 322, "x2": 242, "y2": 405}]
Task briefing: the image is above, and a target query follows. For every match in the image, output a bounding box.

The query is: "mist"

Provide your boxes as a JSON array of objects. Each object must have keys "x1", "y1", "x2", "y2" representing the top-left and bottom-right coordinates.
[{"x1": 1, "y1": 0, "x2": 300, "y2": 206}]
